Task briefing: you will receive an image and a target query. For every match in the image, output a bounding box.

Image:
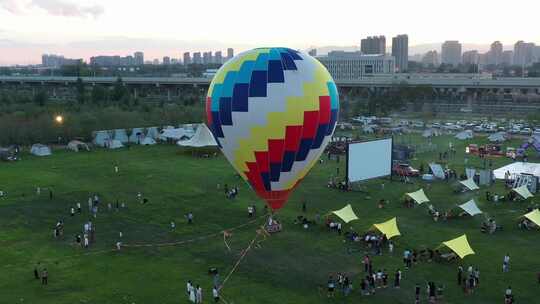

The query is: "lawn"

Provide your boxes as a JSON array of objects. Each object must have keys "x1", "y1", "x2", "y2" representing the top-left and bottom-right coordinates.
[{"x1": 0, "y1": 132, "x2": 539, "y2": 304}]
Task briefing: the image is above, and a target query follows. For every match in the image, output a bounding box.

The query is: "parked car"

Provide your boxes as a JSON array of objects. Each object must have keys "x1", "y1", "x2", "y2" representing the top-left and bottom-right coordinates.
[{"x1": 392, "y1": 163, "x2": 420, "y2": 177}]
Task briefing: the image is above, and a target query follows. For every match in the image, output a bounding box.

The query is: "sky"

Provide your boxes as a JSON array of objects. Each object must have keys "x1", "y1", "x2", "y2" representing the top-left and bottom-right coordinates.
[{"x1": 1, "y1": 0, "x2": 539, "y2": 65}]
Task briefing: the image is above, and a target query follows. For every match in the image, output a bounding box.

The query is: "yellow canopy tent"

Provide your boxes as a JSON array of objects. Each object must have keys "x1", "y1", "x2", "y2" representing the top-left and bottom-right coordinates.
[
  {"x1": 459, "y1": 179, "x2": 479, "y2": 191},
  {"x1": 513, "y1": 185, "x2": 534, "y2": 199},
  {"x1": 331, "y1": 204, "x2": 359, "y2": 223},
  {"x1": 524, "y1": 209, "x2": 540, "y2": 226},
  {"x1": 440, "y1": 234, "x2": 475, "y2": 259},
  {"x1": 406, "y1": 189, "x2": 430, "y2": 204},
  {"x1": 373, "y1": 217, "x2": 401, "y2": 239}
]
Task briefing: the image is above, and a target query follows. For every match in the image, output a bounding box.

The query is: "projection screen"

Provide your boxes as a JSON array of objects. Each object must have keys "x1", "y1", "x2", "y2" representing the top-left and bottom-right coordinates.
[{"x1": 347, "y1": 138, "x2": 392, "y2": 182}]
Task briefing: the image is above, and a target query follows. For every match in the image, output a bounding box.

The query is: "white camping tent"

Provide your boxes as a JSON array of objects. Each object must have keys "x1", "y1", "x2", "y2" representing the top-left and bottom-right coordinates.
[
  {"x1": 429, "y1": 163, "x2": 446, "y2": 179},
  {"x1": 460, "y1": 178, "x2": 479, "y2": 191},
  {"x1": 140, "y1": 137, "x2": 157, "y2": 145},
  {"x1": 93, "y1": 130, "x2": 111, "y2": 147},
  {"x1": 67, "y1": 140, "x2": 90, "y2": 152},
  {"x1": 113, "y1": 129, "x2": 129, "y2": 143},
  {"x1": 177, "y1": 123, "x2": 218, "y2": 147},
  {"x1": 107, "y1": 139, "x2": 124, "y2": 149},
  {"x1": 146, "y1": 127, "x2": 159, "y2": 139},
  {"x1": 30, "y1": 144, "x2": 51, "y2": 156},
  {"x1": 422, "y1": 129, "x2": 441, "y2": 138},
  {"x1": 458, "y1": 199, "x2": 483, "y2": 216},
  {"x1": 129, "y1": 128, "x2": 145, "y2": 143},
  {"x1": 513, "y1": 185, "x2": 534, "y2": 199},
  {"x1": 488, "y1": 132, "x2": 507, "y2": 142},
  {"x1": 455, "y1": 130, "x2": 473, "y2": 140}
]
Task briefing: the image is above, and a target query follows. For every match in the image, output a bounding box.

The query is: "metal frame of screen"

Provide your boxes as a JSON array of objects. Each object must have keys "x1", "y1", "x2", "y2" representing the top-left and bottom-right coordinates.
[{"x1": 346, "y1": 137, "x2": 393, "y2": 184}]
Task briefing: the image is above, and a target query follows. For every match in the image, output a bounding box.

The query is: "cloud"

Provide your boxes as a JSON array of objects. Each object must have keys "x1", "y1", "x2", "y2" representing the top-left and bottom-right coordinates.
[{"x1": 0, "y1": 0, "x2": 104, "y2": 18}]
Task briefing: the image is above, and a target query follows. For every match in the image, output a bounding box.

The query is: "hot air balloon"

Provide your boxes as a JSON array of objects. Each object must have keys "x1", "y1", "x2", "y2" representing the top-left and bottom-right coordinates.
[{"x1": 206, "y1": 47, "x2": 339, "y2": 211}]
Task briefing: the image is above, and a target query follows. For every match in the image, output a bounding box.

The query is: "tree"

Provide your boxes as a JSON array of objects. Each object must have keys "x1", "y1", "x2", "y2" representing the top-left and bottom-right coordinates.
[
  {"x1": 91, "y1": 85, "x2": 107, "y2": 105},
  {"x1": 112, "y1": 77, "x2": 127, "y2": 101},
  {"x1": 76, "y1": 77, "x2": 86, "y2": 104},
  {"x1": 33, "y1": 90, "x2": 48, "y2": 107}
]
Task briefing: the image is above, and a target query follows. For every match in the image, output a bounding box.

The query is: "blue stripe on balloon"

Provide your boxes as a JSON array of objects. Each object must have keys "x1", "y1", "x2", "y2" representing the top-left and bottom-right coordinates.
[
  {"x1": 211, "y1": 111, "x2": 224, "y2": 137},
  {"x1": 254, "y1": 53, "x2": 269, "y2": 70},
  {"x1": 285, "y1": 48, "x2": 303, "y2": 60},
  {"x1": 281, "y1": 151, "x2": 296, "y2": 172},
  {"x1": 219, "y1": 97, "x2": 232, "y2": 126},
  {"x1": 268, "y1": 49, "x2": 282, "y2": 60},
  {"x1": 296, "y1": 138, "x2": 313, "y2": 161},
  {"x1": 221, "y1": 71, "x2": 238, "y2": 98},
  {"x1": 260, "y1": 172, "x2": 271, "y2": 191},
  {"x1": 280, "y1": 52, "x2": 297, "y2": 70},
  {"x1": 270, "y1": 163, "x2": 281, "y2": 182},
  {"x1": 268, "y1": 60, "x2": 285, "y2": 83},
  {"x1": 235, "y1": 61, "x2": 255, "y2": 83},
  {"x1": 312, "y1": 124, "x2": 329, "y2": 149},
  {"x1": 327, "y1": 82, "x2": 339, "y2": 109},
  {"x1": 249, "y1": 70, "x2": 267, "y2": 97},
  {"x1": 232, "y1": 83, "x2": 249, "y2": 112}
]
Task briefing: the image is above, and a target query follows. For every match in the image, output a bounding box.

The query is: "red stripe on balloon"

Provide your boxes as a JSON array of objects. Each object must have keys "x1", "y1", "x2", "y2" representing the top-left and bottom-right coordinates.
[
  {"x1": 284, "y1": 125, "x2": 302, "y2": 151},
  {"x1": 206, "y1": 97, "x2": 213, "y2": 125},
  {"x1": 254, "y1": 151, "x2": 270, "y2": 173},
  {"x1": 302, "y1": 111, "x2": 319, "y2": 139},
  {"x1": 318, "y1": 96, "x2": 331, "y2": 124},
  {"x1": 268, "y1": 139, "x2": 285, "y2": 163}
]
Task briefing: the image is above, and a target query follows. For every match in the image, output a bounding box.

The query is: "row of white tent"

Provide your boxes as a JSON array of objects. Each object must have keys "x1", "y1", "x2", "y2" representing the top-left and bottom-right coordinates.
[
  {"x1": 453, "y1": 130, "x2": 507, "y2": 142},
  {"x1": 30, "y1": 140, "x2": 91, "y2": 156},
  {"x1": 93, "y1": 124, "x2": 217, "y2": 149}
]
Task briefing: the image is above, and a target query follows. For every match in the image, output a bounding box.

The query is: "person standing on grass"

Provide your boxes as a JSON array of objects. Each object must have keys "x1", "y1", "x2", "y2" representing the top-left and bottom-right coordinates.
[
  {"x1": 415, "y1": 283, "x2": 420, "y2": 303},
  {"x1": 76, "y1": 202, "x2": 81, "y2": 213},
  {"x1": 474, "y1": 268, "x2": 480, "y2": 286},
  {"x1": 388, "y1": 240, "x2": 394, "y2": 255},
  {"x1": 88, "y1": 197, "x2": 92, "y2": 212},
  {"x1": 170, "y1": 221, "x2": 176, "y2": 231},
  {"x1": 363, "y1": 255, "x2": 370, "y2": 272},
  {"x1": 337, "y1": 222, "x2": 342, "y2": 235},
  {"x1": 458, "y1": 265, "x2": 463, "y2": 285},
  {"x1": 195, "y1": 285, "x2": 202, "y2": 303},
  {"x1": 189, "y1": 284, "x2": 196, "y2": 303},
  {"x1": 49, "y1": 189, "x2": 53, "y2": 201},
  {"x1": 503, "y1": 254, "x2": 510, "y2": 272},
  {"x1": 41, "y1": 268, "x2": 48, "y2": 285},
  {"x1": 212, "y1": 286, "x2": 219, "y2": 302},
  {"x1": 70, "y1": 207, "x2": 75, "y2": 217},
  {"x1": 394, "y1": 269, "x2": 401, "y2": 288},
  {"x1": 327, "y1": 275, "x2": 335, "y2": 298},
  {"x1": 187, "y1": 212, "x2": 193, "y2": 224},
  {"x1": 34, "y1": 264, "x2": 40, "y2": 280},
  {"x1": 302, "y1": 201, "x2": 307, "y2": 213}
]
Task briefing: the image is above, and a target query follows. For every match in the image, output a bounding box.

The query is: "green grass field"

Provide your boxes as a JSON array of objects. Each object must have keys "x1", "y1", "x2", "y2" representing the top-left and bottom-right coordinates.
[{"x1": 1, "y1": 133, "x2": 539, "y2": 304}]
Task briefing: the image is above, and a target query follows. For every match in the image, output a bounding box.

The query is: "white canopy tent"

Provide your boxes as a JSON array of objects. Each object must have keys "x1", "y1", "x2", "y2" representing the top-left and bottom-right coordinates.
[
  {"x1": 460, "y1": 178, "x2": 479, "y2": 191},
  {"x1": 455, "y1": 130, "x2": 474, "y2": 140},
  {"x1": 513, "y1": 185, "x2": 534, "y2": 199},
  {"x1": 493, "y1": 162, "x2": 540, "y2": 179},
  {"x1": 406, "y1": 189, "x2": 430, "y2": 204},
  {"x1": 146, "y1": 127, "x2": 160, "y2": 139},
  {"x1": 177, "y1": 124, "x2": 218, "y2": 147},
  {"x1": 129, "y1": 128, "x2": 145, "y2": 143},
  {"x1": 106, "y1": 139, "x2": 124, "y2": 149},
  {"x1": 93, "y1": 130, "x2": 111, "y2": 147},
  {"x1": 30, "y1": 144, "x2": 51, "y2": 156},
  {"x1": 429, "y1": 163, "x2": 446, "y2": 179},
  {"x1": 113, "y1": 129, "x2": 129, "y2": 143},
  {"x1": 458, "y1": 199, "x2": 483, "y2": 216},
  {"x1": 140, "y1": 137, "x2": 157, "y2": 145}
]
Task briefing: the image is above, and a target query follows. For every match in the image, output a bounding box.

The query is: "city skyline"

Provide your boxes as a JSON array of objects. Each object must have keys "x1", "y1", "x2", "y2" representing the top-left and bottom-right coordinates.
[{"x1": 2, "y1": 0, "x2": 540, "y2": 65}]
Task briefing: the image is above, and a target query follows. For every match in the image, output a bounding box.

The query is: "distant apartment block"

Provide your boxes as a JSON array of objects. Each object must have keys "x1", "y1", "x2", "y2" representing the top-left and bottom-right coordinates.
[{"x1": 317, "y1": 51, "x2": 395, "y2": 80}]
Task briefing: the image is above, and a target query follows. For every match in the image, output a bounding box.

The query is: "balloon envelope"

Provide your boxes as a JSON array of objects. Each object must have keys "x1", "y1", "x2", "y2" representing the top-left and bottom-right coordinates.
[{"x1": 206, "y1": 47, "x2": 339, "y2": 210}]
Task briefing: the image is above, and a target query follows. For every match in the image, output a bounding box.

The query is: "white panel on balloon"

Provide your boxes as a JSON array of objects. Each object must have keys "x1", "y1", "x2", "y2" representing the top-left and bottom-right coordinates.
[{"x1": 347, "y1": 138, "x2": 392, "y2": 182}]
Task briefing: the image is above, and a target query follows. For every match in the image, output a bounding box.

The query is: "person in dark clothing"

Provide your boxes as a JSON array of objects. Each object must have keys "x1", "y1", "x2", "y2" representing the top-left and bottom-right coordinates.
[
  {"x1": 34, "y1": 265, "x2": 40, "y2": 280},
  {"x1": 458, "y1": 266, "x2": 463, "y2": 285},
  {"x1": 41, "y1": 269, "x2": 48, "y2": 285},
  {"x1": 415, "y1": 283, "x2": 420, "y2": 302}
]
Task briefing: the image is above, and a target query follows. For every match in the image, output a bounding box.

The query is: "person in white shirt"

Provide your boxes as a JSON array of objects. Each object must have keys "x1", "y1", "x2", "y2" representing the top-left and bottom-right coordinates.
[
  {"x1": 212, "y1": 286, "x2": 219, "y2": 302},
  {"x1": 503, "y1": 254, "x2": 510, "y2": 272},
  {"x1": 196, "y1": 285, "x2": 202, "y2": 303}
]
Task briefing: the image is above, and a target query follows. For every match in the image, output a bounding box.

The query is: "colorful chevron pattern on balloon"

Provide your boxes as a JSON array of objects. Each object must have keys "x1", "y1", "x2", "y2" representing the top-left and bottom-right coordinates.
[{"x1": 206, "y1": 47, "x2": 339, "y2": 210}]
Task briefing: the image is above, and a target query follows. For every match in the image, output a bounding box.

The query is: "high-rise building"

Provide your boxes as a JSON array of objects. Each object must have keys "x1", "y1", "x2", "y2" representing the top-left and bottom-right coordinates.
[
  {"x1": 502, "y1": 50, "x2": 514, "y2": 66},
  {"x1": 227, "y1": 48, "x2": 234, "y2": 59},
  {"x1": 487, "y1": 41, "x2": 503, "y2": 65},
  {"x1": 462, "y1": 50, "x2": 479, "y2": 65},
  {"x1": 441, "y1": 41, "x2": 462, "y2": 66},
  {"x1": 193, "y1": 52, "x2": 202, "y2": 64},
  {"x1": 163, "y1": 56, "x2": 171, "y2": 65},
  {"x1": 214, "y1": 51, "x2": 223, "y2": 64},
  {"x1": 41, "y1": 54, "x2": 82, "y2": 67},
  {"x1": 183, "y1": 52, "x2": 191, "y2": 65},
  {"x1": 514, "y1": 41, "x2": 536, "y2": 66},
  {"x1": 203, "y1": 52, "x2": 212, "y2": 64},
  {"x1": 391, "y1": 34, "x2": 408, "y2": 72},
  {"x1": 421, "y1": 50, "x2": 440, "y2": 67},
  {"x1": 152, "y1": 59, "x2": 159, "y2": 65},
  {"x1": 361, "y1": 36, "x2": 386, "y2": 55},
  {"x1": 134, "y1": 52, "x2": 144, "y2": 65},
  {"x1": 317, "y1": 51, "x2": 395, "y2": 80}
]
